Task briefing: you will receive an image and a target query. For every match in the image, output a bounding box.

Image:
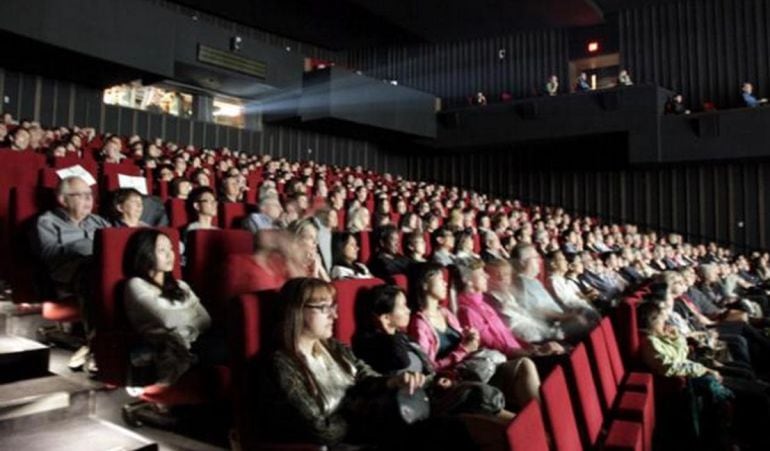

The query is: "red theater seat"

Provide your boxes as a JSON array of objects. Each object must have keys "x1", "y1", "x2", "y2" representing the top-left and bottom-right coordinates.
[
  {"x1": 506, "y1": 400, "x2": 549, "y2": 451},
  {"x1": 219, "y1": 202, "x2": 251, "y2": 229},
  {"x1": 588, "y1": 327, "x2": 654, "y2": 451},
  {"x1": 600, "y1": 317, "x2": 654, "y2": 396},
  {"x1": 185, "y1": 229, "x2": 253, "y2": 323},
  {"x1": 331, "y1": 278, "x2": 385, "y2": 345},
  {"x1": 357, "y1": 231, "x2": 372, "y2": 264},
  {"x1": 165, "y1": 198, "x2": 188, "y2": 229}
]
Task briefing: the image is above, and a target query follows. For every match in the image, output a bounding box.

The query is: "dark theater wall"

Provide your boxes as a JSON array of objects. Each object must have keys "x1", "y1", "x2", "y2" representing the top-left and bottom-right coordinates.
[
  {"x1": 410, "y1": 147, "x2": 770, "y2": 253},
  {"x1": 619, "y1": 0, "x2": 770, "y2": 110},
  {"x1": 346, "y1": 29, "x2": 569, "y2": 106},
  {"x1": 0, "y1": 68, "x2": 407, "y2": 176}
]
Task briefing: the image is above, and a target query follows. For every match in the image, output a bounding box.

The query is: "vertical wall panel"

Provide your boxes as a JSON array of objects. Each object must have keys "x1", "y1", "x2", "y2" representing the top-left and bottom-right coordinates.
[
  {"x1": 347, "y1": 29, "x2": 568, "y2": 106},
  {"x1": 620, "y1": 0, "x2": 770, "y2": 109}
]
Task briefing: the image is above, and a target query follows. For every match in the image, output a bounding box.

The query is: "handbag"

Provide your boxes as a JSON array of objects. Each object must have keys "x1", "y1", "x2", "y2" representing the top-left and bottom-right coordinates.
[
  {"x1": 395, "y1": 387, "x2": 431, "y2": 424},
  {"x1": 455, "y1": 348, "x2": 507, "y2": 383}
]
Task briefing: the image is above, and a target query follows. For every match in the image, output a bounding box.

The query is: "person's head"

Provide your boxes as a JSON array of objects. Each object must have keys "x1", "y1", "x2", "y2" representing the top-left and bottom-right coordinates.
[
  {"x1": 191, "y1": 169, "x2": 211, "y2": 187},
  {"x1": 432, "y1": 227, "x2": 455, "y2": 252},
  {"x1": 454, "y1": 258, "x2": 488, "y2": 294},
  {"x1": 404, "y1": 231, "x2": 427, "y2": 259},
  {"x1": 454, "y1": 230, "x2": 474, "y2": 254},
  {"x1": 579, "y1": 72, "x2": 588, "y2": 80},
  {"x1": 289, "y1": 218, "x2": 319, "y2": 255},
  {"x1": 378, "y1": 225, "x2": 401, "y2": 255},
  {"x1": 220, "y1": 175, "x2": 240, "y2": 200},
  {"x1": 259, "y1": 195, "x2": 283, "y2": 220},
  {"x1": 348, "y1": 206, "x2": 371, "y2": 232},
  {"x1": 548, "y1": 250, "x2": 569, "y2": 275},
  {"x1": 169, "y1": 177, "x2": 193, "y2": 200},
  {"x1": 332, "y1": 232, "x2": 360, "y2": 266},
  {"x1": 278, "y1": 278, "x2": 338, "y2": 351},
  {"x1": 697, "y1": 263, "x2": 720, "y2": 284},
  {"x1": 485, "y1": 258, "x2": 513, "y2": 292},
  {"x1": 124, "y1": 229, "x2": 186, "y2": 302},
  {"x1": 356, "y1": 285, "x2": 410, "y2": 335},
  {"x1": 410, "y1": 263, "x2": 447, "y2": 311},
  {"x1": 156, "y1": 164, "x2": 175, "y2": 182},
  {"x1": 188, "y1": 186, "x2": 217, "y2": 220},
  {"x1": 636, "y1": 299, "x2": 668, "y2": 333},
  {"x1": 742, "y1": 82, "x2": 754, "y2": 94},
  {"x1": 10, "y1": 127, "x2": 30, "y2": 151},
  {"x1": 315, "y1": 207, "x2": 338, "y2": 230},
  {"x1": 111, "y1": 188, "x2": 143, "y2": 225},
  {"x1": 56, "y1": 176, "x2": 94, "y2": 222},
  {"x1": 511, "y1": 243, "x2": 541, "y2": 278}
]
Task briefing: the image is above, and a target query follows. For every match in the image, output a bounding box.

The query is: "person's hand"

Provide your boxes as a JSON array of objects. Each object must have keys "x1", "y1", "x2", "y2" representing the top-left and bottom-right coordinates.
[
  {"x1": 537, "y1": 341, "x2": 565, "y2": 355},
  {"x1": 390, "y1": 371, "x2": 426, "y2": 395},
  {"x1": 461, "y1": 327, "x2": 480, "y2": 352}
]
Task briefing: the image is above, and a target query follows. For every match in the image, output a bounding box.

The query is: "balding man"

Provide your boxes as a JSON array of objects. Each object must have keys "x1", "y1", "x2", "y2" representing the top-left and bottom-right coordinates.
[
  {"x1": 511, "y1": 243, "x2": 594, "y2": 341},
  {"x1": 34, "y1": 176, "x2": 110, "y2": 297}
]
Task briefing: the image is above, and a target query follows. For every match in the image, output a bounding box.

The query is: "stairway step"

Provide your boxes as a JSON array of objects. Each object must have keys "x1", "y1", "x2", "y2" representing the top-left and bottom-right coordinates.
[
  {"x1": 0, "y1": 416, "x2": 158, "y2": 451},
  {"x1": 0, "y1": 334, "x2": 49, "y2": 383},
  {"x1": 0, "y1": 375, "x2": 93, "y2": 430}
]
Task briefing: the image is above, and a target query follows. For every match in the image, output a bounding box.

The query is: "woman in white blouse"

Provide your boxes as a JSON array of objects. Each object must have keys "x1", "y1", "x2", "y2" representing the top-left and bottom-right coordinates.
[{"x1": 123, "y1": 229, "x2": 214, "y2": 387}]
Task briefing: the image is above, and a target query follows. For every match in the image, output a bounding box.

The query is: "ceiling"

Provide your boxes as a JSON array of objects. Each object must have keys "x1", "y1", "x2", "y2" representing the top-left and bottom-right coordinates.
[{"x1": 169, "y1": 0, "x2": 610, "y2": 50}]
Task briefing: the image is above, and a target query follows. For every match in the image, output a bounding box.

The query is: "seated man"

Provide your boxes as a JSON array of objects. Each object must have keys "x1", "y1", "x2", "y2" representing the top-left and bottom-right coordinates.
[
  {"x1": 511, "y1": 243, "x2": 593, "y2": 340},
  {"x1": 485, "y1": 258, "x2": 565, "y2": 343},
  {"x1": 33, "y1": 176, "x2": 110, "y2": 299},
  {"x1": 243, "y1": 195, "x2": 283, "y2": 233},
  {"x1": 742, "y1": 82, "x2": 768, "y2": 108}
]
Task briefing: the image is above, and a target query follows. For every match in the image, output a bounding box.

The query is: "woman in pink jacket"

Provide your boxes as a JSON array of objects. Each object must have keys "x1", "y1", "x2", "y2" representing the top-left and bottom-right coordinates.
[
  {"x1": 455, "y1": 258, "x2": 566, "y2": 358},
  {"x1": 408, "y1": 263, "x2": 541, "y2": 410}
]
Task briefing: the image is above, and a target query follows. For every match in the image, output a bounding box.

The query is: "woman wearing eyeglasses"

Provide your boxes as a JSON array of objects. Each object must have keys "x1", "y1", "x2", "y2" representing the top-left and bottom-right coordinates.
[{"x1": 258, "y1": 278, "x2": 472, "y2": 448}]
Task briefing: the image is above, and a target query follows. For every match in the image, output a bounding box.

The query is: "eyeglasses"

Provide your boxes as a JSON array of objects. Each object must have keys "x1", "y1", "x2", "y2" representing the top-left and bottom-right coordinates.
[
  {"x1": 304, "y1": 303, "x2": 338, "y2": 315},
  {"x1": 66, "y1": 192, "x2": 93, "y2": 199}
]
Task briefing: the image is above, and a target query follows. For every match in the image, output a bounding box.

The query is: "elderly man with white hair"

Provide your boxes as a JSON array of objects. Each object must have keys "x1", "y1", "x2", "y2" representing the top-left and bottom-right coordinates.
[{"x1": 34, "y1": 176, "x2": 110, "y2": 297}]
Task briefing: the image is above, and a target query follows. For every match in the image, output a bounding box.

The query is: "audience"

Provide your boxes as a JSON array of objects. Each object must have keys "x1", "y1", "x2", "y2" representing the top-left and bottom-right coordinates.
[{"x1": 329, "y1": 232, "x2": 372, "y2": 280}]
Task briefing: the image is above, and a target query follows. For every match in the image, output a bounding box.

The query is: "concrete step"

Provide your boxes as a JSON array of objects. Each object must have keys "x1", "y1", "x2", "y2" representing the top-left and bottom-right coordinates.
[
  {"x1": 0, "y1": 334, "x2": 50, "y2": 383},
  {"x1": 0, "y1": 416, "x2": 158, "y2": 451},
  {"x1": 0, "y1": 374, "x2": 93, "y2": 432}
]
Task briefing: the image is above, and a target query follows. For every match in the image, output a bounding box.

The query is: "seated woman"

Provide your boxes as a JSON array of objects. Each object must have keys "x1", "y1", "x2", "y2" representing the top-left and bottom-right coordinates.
[
  {"x1": 123, "y1": 230, "x2": 222, "y2": 389},
  {"x1": 346, "y1": 205, "x2": 371, "y2": 234},
  {"x1": 455, "y1": 259, "x2": 566, "y2": 357},
  {"x1": 638, "y1": 299, "x2": 770, "y2": 449},
  {"x1": 546, "y1": 251, "x2": 601, "y2": 321},
  {"x1": 454, "y1": 229, "x2": 480, "y2": 264},
  {"x1": 111, "y1": 188, "x2": 147, "y2": 228},
  {"x1": 353, "y1": 284, "x2": 514, "y2": 451},
  {"x1": 259, "y1": 278, "x2": 460, "y2": 448},
  {"x1": 329, "y1": 232, "x2": 372, "y2": 280},
  {"x1": 288, "y1": 218, "x2": 331, "y2": 282},
  {"x1": 408, "y1": 263, "x2": 541, "y2": 410}
]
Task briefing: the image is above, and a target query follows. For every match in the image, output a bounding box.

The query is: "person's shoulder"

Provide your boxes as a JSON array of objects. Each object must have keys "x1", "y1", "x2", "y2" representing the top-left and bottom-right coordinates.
[{"x1": 87, "y1": 213, "x2": 111, "y2": 227}]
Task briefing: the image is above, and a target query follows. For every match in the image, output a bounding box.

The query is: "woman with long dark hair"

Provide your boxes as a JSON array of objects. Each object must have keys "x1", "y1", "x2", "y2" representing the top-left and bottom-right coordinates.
[
  {"x1": 123, "y1": 229, "x2": 213, "y2": 386},
  {"x1": 329, "y1": 232, "x2": 372, "y2": 280}
]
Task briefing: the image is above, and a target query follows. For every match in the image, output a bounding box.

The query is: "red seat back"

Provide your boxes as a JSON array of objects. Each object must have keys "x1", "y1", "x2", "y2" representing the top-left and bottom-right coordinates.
[
  {"x1": 392, "y1": 273, "x2": 408, "y2": 292},
  {"x1": 506, "y1": 400, "x2": 549, "y2": 451},
  {"x1": 185, "y1": 229, "x2": 253, "y2": 322},
  {"x1": 219, "y1": 202, "x2": 249, "y2": 229},
  {"x1": 541, "y1": 366, "x2": 582, "y2": 451},
  {"x1": 588, "y1": 325, "x2": 619, "y2": 411},
  {"x1": 568, "y1": 343, "x2": 605, "y2": 447},
  {"x1": 617, "y1": 298, "x2": 642, "y2": 368},
  {"x1": 165, "y1": 198, "x2": 188, "y2": 229},
  {"x1": 8, "y1": 186, "x2": 48, "y2": 302},
  {"x1": 91, "y1": 227, "x2": 181, "y2": 386},
  {"x1": 332, "y1": 278, "x2": 385, "y2": 345},
  {"x1": 601, "y1": 317, "x2": 626, "y2": 386},
  {"x1": 357, "y1": 231, "x2": 372, "y2": 264}
]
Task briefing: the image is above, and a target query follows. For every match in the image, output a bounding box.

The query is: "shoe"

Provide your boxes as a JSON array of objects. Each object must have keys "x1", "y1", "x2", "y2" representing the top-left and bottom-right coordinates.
[{"x1": 68, "y1": 345, "x2": 89, "y2": 371}]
